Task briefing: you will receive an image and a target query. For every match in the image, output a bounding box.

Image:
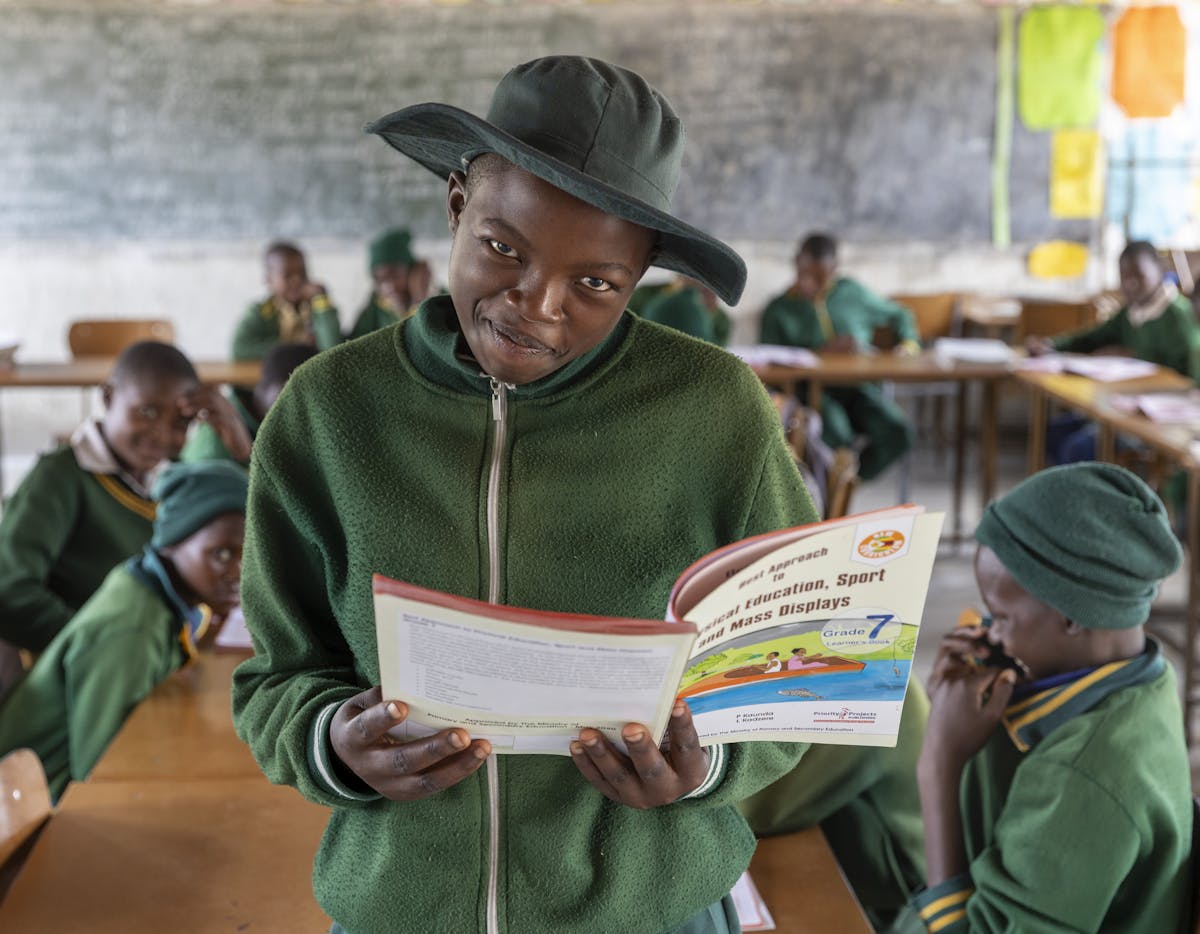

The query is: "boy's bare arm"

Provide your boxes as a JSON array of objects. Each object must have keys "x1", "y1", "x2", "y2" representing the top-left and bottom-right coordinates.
[
  {"x1": 330, "y1": 686, "x2": 491, "y2": 800},
  {"x1": 569, "y1": 700, "x2": 710, "y2": 809}
]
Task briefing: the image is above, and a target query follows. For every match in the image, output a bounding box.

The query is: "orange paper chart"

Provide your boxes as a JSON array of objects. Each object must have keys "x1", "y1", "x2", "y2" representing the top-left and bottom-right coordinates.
[{"x1": 1112, "y1": 6, "x2": 1186, "y2": 119}]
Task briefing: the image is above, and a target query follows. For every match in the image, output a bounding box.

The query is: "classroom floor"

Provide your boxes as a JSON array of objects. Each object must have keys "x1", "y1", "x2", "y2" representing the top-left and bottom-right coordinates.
[{"x1": 855, "y1": 412, "x2": 1200, "y2": 788}]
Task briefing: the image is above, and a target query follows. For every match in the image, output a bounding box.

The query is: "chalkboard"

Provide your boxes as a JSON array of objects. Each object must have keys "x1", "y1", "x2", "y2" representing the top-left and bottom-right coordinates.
[{"x1": 0, "y1": 3, "x2": 1088, "y2": 245}]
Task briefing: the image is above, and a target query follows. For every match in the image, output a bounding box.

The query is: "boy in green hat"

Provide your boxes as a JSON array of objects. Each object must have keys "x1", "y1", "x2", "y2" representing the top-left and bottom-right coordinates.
[
  {"x1": 346, "y1": 228, "x2": 433, "y2": 340},
  {"x1": 233, "y1": 56, "x2": 817, "y2": 934},
  {"x1": 0, "y1": 460, "x2": 248, "y2": 800},
  {"x1": 908, "y1": 463, "x2": 1191, "y2": 933},
  {"x1": 759, "y1": 232, "x2": 918, "y2": 481},
  {"x1": 181, "y1": 342, "x2": 316, "y2": 465},
  {"x1": 640, "y1": 276, "x2": 732, "y2": 346},
  {"x1": 232, "y1": 240, "x2": 342, "y2": 361},
  {"x1": 0, "y1": 341, "x2": 249, "y2": 652}
]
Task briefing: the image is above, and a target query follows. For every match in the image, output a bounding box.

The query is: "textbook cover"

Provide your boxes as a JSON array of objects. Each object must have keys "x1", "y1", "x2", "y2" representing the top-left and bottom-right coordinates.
[{"x1": 374, "y1": 505, "x2": 943, "y2": 754}]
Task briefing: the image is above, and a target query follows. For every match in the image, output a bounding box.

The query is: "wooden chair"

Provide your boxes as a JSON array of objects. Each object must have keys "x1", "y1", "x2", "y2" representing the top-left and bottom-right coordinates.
[
  {"x1": 0, "y1": 749, "x2": 52, "y2": 900},
  {"x1": 890, "y1": 293, "x2": 960, "y2": 343},
  {"x1": 67, "y1": 319, "x2": 174, "y2": 358},
  {"x1": 1015, "y1": 299, "x2": 1097, "y2": 344}
]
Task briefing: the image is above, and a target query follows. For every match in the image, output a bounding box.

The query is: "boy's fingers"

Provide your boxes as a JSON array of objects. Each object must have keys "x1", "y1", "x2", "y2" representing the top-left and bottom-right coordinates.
[
  {"x1": 662, "y1": 702, "x2": 708, "y2": 784},
  {"x1": 574, "y1": 729, "x2": 638, "y2": 793},
  {"x1": 984, "y1": 670, "x2": 1017, "y2": 714},
  {"x1": 338, "y1": 690, "x2": 408, "y2": 747},
  {"x1": 377, "y1": 741, "x2": 491, "y2": 801},
  {"x1": 370, "y1": 726, "x2": 478, "y2": 776}
]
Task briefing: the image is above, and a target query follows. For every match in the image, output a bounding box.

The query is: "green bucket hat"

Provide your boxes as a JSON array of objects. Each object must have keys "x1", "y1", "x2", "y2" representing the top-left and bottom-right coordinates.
[
  {"x1": 364, "y1": 56, "x2": 747, "y2": 306},
  {"x1": 151, "y1": 461, "x2": 249, "y2": 549},
  {"x1": 369, "y1": 228, "x2": 415, "y2": 272},
  {"x1": 975, "y1": 462, "x2": 1181, "y2": 629}
]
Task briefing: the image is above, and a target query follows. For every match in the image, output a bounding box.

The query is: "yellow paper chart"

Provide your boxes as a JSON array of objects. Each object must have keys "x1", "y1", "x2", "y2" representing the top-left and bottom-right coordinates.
[
  {"x1": 1028, "y1": 241, "x2": 1090, "y2": 280},
  {"x1": 1050, "y1": 129, "x2": 1103, "y2": 219}
]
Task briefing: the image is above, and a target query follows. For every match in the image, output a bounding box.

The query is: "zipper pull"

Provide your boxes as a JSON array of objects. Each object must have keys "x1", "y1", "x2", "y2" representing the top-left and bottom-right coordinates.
[{"x1": 490, "y1": 377, "x2": 503, "y2": 421}]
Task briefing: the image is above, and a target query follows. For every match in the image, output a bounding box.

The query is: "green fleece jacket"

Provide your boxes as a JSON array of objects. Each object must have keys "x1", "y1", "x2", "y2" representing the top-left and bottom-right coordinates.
[
  {"x1": 0, "y1": 447, "x2": 155, "y2": 652},
  {"x1": 232, "y1": 295, "x2": 818, "y2": 934},
  {"x1": 231, "y1": 294, "x2": 342, "y2": 361},
  {"x1": 641, "y1": 287, "x2": 731, "y2": 347},
  {"x1": 0, "y1": 549, "x2": 196, "y2": 799},
  {"x1": 760, "y1": 278, "x2": 919, "y2": 350},
  {"x1": 1052, "y1": 294, "x2": 1200, "y2": 382},
  {"x1": 909, "y1": 641, "x2": 1191, "y2": 933},
  {"x1": 741, "y1": 681, "x2": 928, "y2": 928},
  {"x1": 180, "y1": 392, "x2": 258, "y2": 465}
]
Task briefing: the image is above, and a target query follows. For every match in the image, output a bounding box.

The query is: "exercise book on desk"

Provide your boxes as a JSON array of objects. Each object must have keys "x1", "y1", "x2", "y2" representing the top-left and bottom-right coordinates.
[
  {"x1": 732, "y1": 872, "x2": 775, "y2": 931},
  {"x1": 1017, "y1": 354, "x2": 1159, "y2": 382},
  {"x1": 729, "y1": 345, "x2": 820, "y2": 368},
  {"x1": 214, "y1": 607, "x2": 254, "y2": 650}
]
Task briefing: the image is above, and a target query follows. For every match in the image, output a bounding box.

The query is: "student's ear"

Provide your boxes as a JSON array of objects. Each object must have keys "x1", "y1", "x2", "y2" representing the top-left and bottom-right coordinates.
[
  {"x1": 1063, "y1": 618, "x2": 1086, "y2": 636},
  {"x1": 446, "y1": 171, "x2": 468, "y2": 237}
]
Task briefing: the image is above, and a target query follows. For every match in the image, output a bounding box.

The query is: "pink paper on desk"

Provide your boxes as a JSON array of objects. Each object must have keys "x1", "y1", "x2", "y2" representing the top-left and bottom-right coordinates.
[
  {"x1": 732, "y1": 871, "x2": 776, "y2": 931},
  {"x1": 1134, "y1": 392, "x2": 1200, "y2": 424},
  {"x1": 1018, "y1": 355, "x2": 1158, "y2": 382}
]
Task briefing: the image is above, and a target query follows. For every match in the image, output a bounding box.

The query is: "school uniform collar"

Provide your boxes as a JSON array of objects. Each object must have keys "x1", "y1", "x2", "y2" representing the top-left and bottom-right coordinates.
[
  {"x1": 125, "y1": 546, "x2": 207, "y2": 659},
  {"x1": 1127, "y1": 282, "x2": 1178, "y2": 327},
  {"x1": 1000, "y1": 638, "x2": 1164, "y2": 753},
  {"x1": 70, "y1": 419, "x2": 158, "y2": 498},
  {"x1": 401, "y1": 293, "x2": 633, "y2": 400}
]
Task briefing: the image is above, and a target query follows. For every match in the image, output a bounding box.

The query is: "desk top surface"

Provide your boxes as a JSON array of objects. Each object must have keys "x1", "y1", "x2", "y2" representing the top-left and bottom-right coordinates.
[
  {"x1": 0, "y1": 359, "x2": 260, "y2": 387},
  {"x1": 749, "y1": 830, "x2": 872, "y2": 932},
  {"x1": 755, "y1": 351, "x2": 1015, "y2": 385}
]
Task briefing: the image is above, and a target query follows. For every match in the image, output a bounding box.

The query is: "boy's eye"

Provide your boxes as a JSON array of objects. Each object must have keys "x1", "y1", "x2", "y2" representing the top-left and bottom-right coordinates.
[
  {"x1": 137, "y1": 406, "x2": 159, "y2": 419},
  {"x1": 211, "y1": 548, "x2": 234, "y2": 563},
  {"x1": 580, "y1": 277, "x2": 613, "y2": 293},
  {"x1": 488, "y1": 239, "x2": 517, "y2": 258}
]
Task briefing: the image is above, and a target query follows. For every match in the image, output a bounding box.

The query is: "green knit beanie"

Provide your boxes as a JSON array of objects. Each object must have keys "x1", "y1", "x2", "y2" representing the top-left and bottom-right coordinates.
[
  {"x1": 369, "y1": 228, "x2": 415, "y2": 271},
  {"x1": 151, "y1": 461, "x2": 249, "y2": 548},
  {"x1": 975, "y1": 463, "x2": 1181, "y2": 629}
]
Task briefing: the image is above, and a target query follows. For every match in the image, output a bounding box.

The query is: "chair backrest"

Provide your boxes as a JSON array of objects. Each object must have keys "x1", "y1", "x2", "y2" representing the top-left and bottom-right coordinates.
[
  {"x1": 890, "y1": 293, "x2": 960, "y2": 342},
  {"x1": 67, "y1": 319, "x2": 175, "y2": 358},
  {"x1": 824, "y1": 448, "x2": 860, "y2": 520},
  {"x1": 0, "y1": 748, "x2": 51, "y2": 870},
  {"x1": 1016, "y1": 299, "x2": 1097, "y2": 342}
]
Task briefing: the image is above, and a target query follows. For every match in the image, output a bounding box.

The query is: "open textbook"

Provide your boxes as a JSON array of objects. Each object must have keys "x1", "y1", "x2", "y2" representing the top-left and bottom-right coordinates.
[{"x1": 375, "y1": 505, "x2": 943, "y2": 755}]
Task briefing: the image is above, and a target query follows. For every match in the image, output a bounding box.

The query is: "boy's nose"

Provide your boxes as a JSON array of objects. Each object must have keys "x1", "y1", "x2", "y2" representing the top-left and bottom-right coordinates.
[{"x1": 509, "y1": 275, "x2": 565, "y2": 323}]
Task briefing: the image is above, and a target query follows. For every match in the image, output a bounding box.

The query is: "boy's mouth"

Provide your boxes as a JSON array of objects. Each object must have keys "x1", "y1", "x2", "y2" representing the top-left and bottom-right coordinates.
[{"x1": 487, "y1": 320, "x2": 554, "y2": 355}]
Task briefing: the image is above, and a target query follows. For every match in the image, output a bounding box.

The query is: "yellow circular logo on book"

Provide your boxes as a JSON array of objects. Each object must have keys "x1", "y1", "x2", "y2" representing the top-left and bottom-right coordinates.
[{"x1": 857, "y1": 530, "x2": 905, "y2": 559}]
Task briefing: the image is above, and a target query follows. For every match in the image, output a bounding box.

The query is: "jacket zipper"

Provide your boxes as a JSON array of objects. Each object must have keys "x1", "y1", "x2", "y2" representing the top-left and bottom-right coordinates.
[{"x1": 485, "y1": 376, "x2": 510, "y2": 934}]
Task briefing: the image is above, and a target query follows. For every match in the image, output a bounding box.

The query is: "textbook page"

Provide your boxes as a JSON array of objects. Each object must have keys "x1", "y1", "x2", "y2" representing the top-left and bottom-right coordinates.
[
  {"x1": 375, "y1": 580, "x2": 696, "y2": 755},
  {"x1": 676, "y1": 511, "x2": 944, "y2": 748}
]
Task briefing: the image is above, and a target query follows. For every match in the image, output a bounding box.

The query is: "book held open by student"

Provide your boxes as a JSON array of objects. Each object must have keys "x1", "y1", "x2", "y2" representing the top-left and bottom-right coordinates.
[{"x1": 375, "y1": 505, "x2": 942, "y2": 754}]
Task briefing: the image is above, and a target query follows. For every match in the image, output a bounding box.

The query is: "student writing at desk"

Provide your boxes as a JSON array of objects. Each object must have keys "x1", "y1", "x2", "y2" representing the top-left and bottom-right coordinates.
[
  {"x1": 1028, "y1": 240, "x2": 1200, "y2": 464},
  {"x1": 232, "y1": 56, "x2": 817, "y2": 934},
  {"x1": 759, "y1": 232, "x2": 917, "y2": 481},
  {"x1": 0, "y1": 460, "x2": 248, "y2": 800}
]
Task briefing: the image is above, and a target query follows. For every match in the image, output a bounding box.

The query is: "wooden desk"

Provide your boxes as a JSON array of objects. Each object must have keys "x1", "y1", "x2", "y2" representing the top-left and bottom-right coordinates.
[
  {"x1": 0, "y1": 778, "x2": 330, "y2": 933},
  {"x1": 1017, "y1": 368, "x2": 1200, "y2": 743},
  {"x1": 755, "y1": 353, "x2": 1013, "y2": 539},
  {"x1": 749, "y1": 829, "x2": 872, "y2": 932},
  {"x1": 88, "y1": 652, "x2": 261, "y2": 782},
  {"x1": 0, "y1": 359, "x2": 261, "y2": 388}
]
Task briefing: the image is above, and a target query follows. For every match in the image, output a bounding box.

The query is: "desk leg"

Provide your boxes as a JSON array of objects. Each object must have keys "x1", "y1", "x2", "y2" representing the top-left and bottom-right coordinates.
[
  {"x1": 952, "y1": 382, "x2": 967, "y2": 540},
  {"x1": 981, "y1": 380, "x2": 998, "y2": 509},
  {"x1": 1097, "y1": 424, "x2": 1116, "y2": 463},
  {"x1": 809, "y1": 379, "x2": 823, "y2": 414},
  {"x1": 1188, "y1": 470, "x2": 1199, "y2": 746},
  {"x1": 1027, "y1": 386, "x2": 1046, "y2": 475}
]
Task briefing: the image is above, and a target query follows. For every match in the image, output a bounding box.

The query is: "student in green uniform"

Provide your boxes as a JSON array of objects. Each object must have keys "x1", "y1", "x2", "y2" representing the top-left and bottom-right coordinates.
[
  {"x1": 626, "y1": 279, "x2": 673, "y2": 315},
  {"x1": 181, "y1": 343, "x2": 316, "y2": 465},
  {"x1": 346, "y1": 228, "x2": 433, "y2": 340},
  {"x1": 231, "y1": 240, "x2": 342, "y2": 361},
  {"x1": 0, "y1": 460, "x2": 248, "y2": 800},
  {"x1": 232, "y1": 57, "x2": 817, "y2": 934},
  {"x1": 0, "y1": 341, "x2": 249, "y2": 653},
  {"x1": 640, "y1": 276, "x2": 732, "y2": 346},
  {"x1": 759, "y1": 233, "x2": 918, "y2": 481},
  {"x1": 740, "y1": 682, "x2": 928, "y2": 930},
  {"x1": 908, "y1": 463, "x2": 1190, "y2": 934},
  {"x1": 1031, "y1": 241, "x2": 1200, "y2": 463}
]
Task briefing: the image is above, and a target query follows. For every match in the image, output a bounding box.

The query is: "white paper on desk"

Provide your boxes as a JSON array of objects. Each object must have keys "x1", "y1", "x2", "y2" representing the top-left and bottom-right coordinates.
[
  {"x1": 214, "y1": 606, "x2": 253, "y2": 649},
  {"x1": 1132, "y1": 392, "x2": 1200, "y2": 424},
  {"x1": 932, "y1": 338, "x2": 1016, "y2": 364},
  {"x1": 1060, "y1": 356, "x2": 1159, "y2": 382},
  {"x1": 729, "y1": 345, "x2": 819, "y2": 368},
  {"x1": 732, "y1": 871, "x2": 776, "y2": 931}
]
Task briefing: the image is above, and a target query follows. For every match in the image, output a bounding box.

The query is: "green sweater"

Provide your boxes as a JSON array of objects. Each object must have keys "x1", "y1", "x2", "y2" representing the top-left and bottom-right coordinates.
[
  {"x1": 231, "y1": 294, "x2": 342, "y2": 361},
  {"x1": 180, "y1": 392, "x2": 258, "y2": 465},
  {"x1": 0, "y1": 550, "x2": 195, "y2": 799},
  {"x1": 741, "y1": 681, "x2": 928, "y2": 926},
  {"x1": 346, "y1": 293, "x2": 410, "y2": 341},
  {"x1": 909, "y1": 641, "x2": 1190, "y2": 933},
  {"x1": 760, "y1": 278, "x2": 919, "y2": 349},
  {"x1": 1052, "y1": 294, "x2": 1200, "y2": 382},
  {"x1": 0, "y1": 447, "x2": 155, "y2": 651},
  {"x1": 640, "y1": 287, "x2": 731, "y2": 347},
  {"x1": 232, "y1": 296, "x2": 818, "y2": 934}
]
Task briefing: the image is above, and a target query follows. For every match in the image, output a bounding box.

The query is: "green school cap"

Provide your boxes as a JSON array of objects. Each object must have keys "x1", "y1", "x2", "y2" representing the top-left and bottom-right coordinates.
[
  {"x1": 364, "y1": 56, "x2": 747, "y2": 306},
  {"x1": 975, "y1": 462, "x2": 1181, "y2": 629},
  {"x1": 151, "y1": 461, "x2": 249, "y2": 549},
  {"x1": 369, "y1": 228, "x2": 415, "y2": 272}
]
